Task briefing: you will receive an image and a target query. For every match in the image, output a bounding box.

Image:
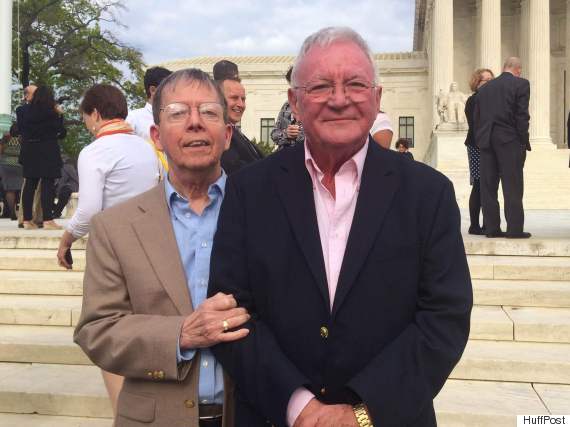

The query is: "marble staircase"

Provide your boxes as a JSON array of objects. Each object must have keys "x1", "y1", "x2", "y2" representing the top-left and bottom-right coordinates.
[{"x1": 0, "y1": 219, "x2": 569, "y2": 426}]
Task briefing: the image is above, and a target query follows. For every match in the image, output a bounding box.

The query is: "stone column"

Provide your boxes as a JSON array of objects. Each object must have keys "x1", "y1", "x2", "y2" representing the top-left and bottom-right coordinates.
[
  {"x1": 430, "y1": 0, "x2": 454, "y2": 129},
  {"x1": 566, "y1": 0, "x2": 570, "y2": 139},
  {"x1": 527, "y1": 0, "x2": 552, "y2": 146},
  {"x1": 479, "y1": 0, "x2": 502, "y2": 76},
  {"x1": 0, "y1": 0, "x2": 13, "y2": 134},
  {"x1": 520, "y1": 0, "x2": 529, "y2": 76}
]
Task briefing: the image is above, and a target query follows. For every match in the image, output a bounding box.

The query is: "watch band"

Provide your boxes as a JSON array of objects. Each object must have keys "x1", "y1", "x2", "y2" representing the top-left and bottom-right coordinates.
[{"x1": 353, "y1": 403, "x2": 374, "y2": 427}]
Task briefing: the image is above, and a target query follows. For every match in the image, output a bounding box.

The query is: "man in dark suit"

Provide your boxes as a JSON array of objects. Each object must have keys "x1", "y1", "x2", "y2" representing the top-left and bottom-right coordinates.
[
  {"x1": 217, "y1": 77, "x2": 264, "y2": 174},
  {"x1": 209, "y1": 27, "x2": 472, "y2": 427},
  {"x1": 475, "y1": 56, "x2": 531, "y2": 238}
]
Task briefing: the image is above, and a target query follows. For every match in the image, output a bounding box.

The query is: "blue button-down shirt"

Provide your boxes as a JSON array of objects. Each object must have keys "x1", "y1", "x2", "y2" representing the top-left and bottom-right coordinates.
[{"x1": 165, "y1": 174, "x2": 226, "y2": 405}]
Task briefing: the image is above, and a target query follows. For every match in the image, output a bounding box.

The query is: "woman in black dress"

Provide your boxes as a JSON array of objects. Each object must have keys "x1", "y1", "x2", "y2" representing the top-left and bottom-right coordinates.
[
  {"x1": 465, "y1": 68, "x2": 494, "y2": 235},
  {"x1": 16, "y1": 85, "x2": 66, "y2": 229}
]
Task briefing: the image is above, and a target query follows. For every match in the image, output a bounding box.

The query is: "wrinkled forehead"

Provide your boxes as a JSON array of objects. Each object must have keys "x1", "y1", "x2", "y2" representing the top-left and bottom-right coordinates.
[
  {"x1": 162, "y1": 78, "x2": 221, "y2": 105},
  {"x1": 296, "y1": 41, "x2": 375, "y2": 83}
]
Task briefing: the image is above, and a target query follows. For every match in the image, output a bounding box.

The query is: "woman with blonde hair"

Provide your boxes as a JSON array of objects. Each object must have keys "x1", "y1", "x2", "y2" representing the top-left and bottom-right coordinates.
[{"x1": 465, "y1": 68, "x2": 494, "y2": 235}]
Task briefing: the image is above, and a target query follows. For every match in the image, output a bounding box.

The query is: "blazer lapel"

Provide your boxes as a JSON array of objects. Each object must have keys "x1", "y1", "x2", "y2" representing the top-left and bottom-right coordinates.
[
  {"x1": 332, "y1": 141, "x2": 400, "y2": 317},
  {"x1": 273, "y1": 144, "x2": 330, "y2": 308},
  {"x1": 131, "y1": 185, "x2": 193, "y2": 315}
]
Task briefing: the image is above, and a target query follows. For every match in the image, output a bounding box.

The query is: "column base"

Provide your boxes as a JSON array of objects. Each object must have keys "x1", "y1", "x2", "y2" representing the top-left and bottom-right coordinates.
[
  {"x1": 530, "y1": 137, "x2": 555, "y2": 151},
  {"x1": 0, "y1": 113, "x2": 11, "y2": 134}
]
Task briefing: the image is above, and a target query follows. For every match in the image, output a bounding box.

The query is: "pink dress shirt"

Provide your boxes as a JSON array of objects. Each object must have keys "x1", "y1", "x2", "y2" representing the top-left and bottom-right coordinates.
[{"x1": 286, "y1": 140, "x2": 368, "y2": 426}]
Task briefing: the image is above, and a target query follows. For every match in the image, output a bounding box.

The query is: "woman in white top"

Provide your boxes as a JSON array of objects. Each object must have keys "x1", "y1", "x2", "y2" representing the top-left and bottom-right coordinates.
[
  {"x1": 56, "y1": 84, "x2": 159, "y2": 413},
  {"x1": 370, "y1": 111, "x2": 393, "y2": 149}
]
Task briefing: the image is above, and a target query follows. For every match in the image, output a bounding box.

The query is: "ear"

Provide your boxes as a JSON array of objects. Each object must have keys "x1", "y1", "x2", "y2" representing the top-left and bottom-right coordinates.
[
  {"x1": 150, "y1": 124, "x2": 164, "y2": 152},
  {"x1": 223, "y1": 123, "x2": 232, "y2": 151},
  {"x1": 288, "y1": 88, "x2": 301, "y2": 120},
  {"x1": 375, "y1": 85, "x2": 382, "y2": 112}
]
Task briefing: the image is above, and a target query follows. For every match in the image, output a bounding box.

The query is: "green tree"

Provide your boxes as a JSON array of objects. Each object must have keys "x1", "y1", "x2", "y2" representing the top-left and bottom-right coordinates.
[{"x1": 12, "y1": 0, "x2": 146, "y2": 159}]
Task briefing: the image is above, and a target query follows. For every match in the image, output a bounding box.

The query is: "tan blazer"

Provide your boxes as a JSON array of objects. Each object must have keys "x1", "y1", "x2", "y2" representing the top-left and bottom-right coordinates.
[{"x1": 74, "y1": 184, "x2": 234, "y2": 427}]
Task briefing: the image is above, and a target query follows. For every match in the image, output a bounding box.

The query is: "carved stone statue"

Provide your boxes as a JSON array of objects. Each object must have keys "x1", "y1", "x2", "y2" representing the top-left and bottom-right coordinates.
[{"x1": 435, "y1": 82, "x2": 468, "y2": 130}]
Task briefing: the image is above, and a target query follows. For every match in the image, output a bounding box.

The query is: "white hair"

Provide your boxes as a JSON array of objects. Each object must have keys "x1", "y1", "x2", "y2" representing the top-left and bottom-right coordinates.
[{"x1": 290, "y1": 27, "x2": 378, "y2": 86}]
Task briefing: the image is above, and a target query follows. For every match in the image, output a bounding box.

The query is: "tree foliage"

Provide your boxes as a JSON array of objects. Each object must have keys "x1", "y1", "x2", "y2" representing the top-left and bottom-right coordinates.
[{"x1": 11, "y1": 0, "x2": 146, "y2": 158}]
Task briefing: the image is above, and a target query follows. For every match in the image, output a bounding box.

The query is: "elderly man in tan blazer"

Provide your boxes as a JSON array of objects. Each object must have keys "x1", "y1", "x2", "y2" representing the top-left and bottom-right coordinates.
[{"x1": 74, "y1": 68, "x2": 250, "y2": 427}]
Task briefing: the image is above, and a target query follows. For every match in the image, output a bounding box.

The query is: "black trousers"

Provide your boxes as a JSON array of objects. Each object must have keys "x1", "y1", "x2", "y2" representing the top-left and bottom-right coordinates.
[
  {"x1": 479, "y1": 139, "x2": 526, "y2": 234},
  {"x1": 22, "y1": 177, "x2": 55, "y2": 221},
  {"x1": 469, "y1": 179, "x2": 482, "y2": 228},
  {"x1": 53, "y1": 185, "x2": 73, "y2": 217}
]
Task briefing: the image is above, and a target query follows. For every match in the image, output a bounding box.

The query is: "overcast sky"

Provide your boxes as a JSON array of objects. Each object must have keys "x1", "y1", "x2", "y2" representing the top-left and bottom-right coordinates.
[{"x1": 112, "y1": 0, "x2": 415, "y2": 66}]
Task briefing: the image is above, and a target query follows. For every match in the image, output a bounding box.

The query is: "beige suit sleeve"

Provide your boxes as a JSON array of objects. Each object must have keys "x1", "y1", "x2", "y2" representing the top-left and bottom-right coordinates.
[{"x1": 74, "y1": 214, "x2": 193, "y2": 382}]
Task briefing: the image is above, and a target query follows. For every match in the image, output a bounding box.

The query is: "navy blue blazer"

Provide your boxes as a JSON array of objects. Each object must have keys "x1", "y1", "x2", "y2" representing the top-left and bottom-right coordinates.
[{"x1": 209, "y1": 140, "x2": 472, "y2": 427}]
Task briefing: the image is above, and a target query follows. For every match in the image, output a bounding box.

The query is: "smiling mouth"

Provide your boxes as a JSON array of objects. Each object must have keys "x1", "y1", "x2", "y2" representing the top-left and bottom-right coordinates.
[{"x1": 183, "y1": 140, "x2": 210, "y2": 148}]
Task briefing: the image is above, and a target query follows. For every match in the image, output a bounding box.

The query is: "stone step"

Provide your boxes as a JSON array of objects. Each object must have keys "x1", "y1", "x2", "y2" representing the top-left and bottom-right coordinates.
[
  {"x1": 0, "y1": 363, "x2": 112, "y2": 418},
  {"x1": 0, "y1": 249, "x2": 86, "y2": 271},
  {"x1": 470, "y1": 306, "x2": 513, "y2": 340},
  {"x1": 0, "y1": 230, "x2": 87, "y2": 250},
  {"x1": 504, "y1": 306, "x2": 570, "y2": 343},
  {"x1": 464, "y1": 236, "x2": 570, "y2": 257},
  {"x1": 435, "y1": 379, "x2": 549, "y2": 427},
  {"x1": 0, "y1": 270, "x2": 84, "y2": 296},
  {"x1": 0, "y1": 295, "x2": 81, "y2": 326},
  {"x1": 473, "y1": 279, "x2": 570, "y2": 308},
  {"x1": 532, "y1": 384, "x2": 570, "y2": 415},
  {"x1": 468, "y1": 255, "x2": 570, "y2": 281},
  {"x1": 0, "y1": 325, "x2": 90, "y2": 365},
  {"x1": 0, "y1": 413, "x2": 111, "y2": 426},
  {"x1": 452, "y1": 340, "x2": 570, "y2": 384}
]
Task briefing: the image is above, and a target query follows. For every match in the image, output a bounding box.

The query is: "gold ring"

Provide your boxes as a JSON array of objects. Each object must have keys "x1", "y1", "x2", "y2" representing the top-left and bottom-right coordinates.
[{"x1": 222, "y1": 320, "x2": 229, "y2": 332}]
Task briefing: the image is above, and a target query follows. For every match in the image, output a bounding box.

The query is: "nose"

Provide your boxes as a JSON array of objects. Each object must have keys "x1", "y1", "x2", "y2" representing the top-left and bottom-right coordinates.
[
  {"x1": 185, "y1": 106, "x2": 204, "y2": 130},
  {"x1": 328, "y1": 83, "x2": 350, "y2": 107}
]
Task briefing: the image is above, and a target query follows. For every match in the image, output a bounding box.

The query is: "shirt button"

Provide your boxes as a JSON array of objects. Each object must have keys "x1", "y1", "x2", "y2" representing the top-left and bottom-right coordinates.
[
  {"x1": 320, "y1": 326, "x2": 329, "y2": 339},
  {"x1": 184, "y1": 399, "x2": 195, "y2": 408},
  {"x1": 202, "y1": 361, "x2": 208, "y2": 367},
  {"x1": 185, "y1": 213, "x2": 191, "y2": 218},
  {"x1": 201, "y1": 242, "x2": 208, "y2": 248}
]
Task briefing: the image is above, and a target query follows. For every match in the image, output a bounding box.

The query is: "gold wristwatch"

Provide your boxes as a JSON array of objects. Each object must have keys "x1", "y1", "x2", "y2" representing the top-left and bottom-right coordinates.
[{"x1": 353, "y1": 403, "x2": 374, "y2": 427}]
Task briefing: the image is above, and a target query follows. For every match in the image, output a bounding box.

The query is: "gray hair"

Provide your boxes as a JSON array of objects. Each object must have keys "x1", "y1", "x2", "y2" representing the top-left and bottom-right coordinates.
[
  {"x1": 152, "y1": 68, "x2": 228, "y2": 125},
  {"x1": 291, "y1": 27, "x2": 378, "y2": 86},
  {"x1": 503, "y1": 56, "x2": 522, "y2": 71}
]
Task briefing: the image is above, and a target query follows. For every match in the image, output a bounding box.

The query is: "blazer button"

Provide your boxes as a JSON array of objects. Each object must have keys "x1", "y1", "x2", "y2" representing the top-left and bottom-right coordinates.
[
  {"x1": 184, "y1": 399, "x2": 195, "y2": 408},
  {"x1": 320, "y1": 326, "x2": 329, "y2": 339},
  {"x1": 320, "y1": 387, "x2": 326, "y2": 395}
]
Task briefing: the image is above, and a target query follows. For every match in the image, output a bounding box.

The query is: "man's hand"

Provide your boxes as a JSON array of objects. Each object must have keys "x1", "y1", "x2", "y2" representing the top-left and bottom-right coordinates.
[
  {"x1": 286, "y1": 124, "x2": 300, "y2": 139},
  {"x1": 294, "y1": 398, "x2": 358, "y2": 427},
  {"x1": 179, "y1": 292, "x2": 250, "y2": 349}
]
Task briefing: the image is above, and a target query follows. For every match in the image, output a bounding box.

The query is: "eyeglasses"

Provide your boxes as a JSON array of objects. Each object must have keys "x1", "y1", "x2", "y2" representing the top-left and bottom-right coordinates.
[
  {"x1": 160, "y1": 102, "x2": 224, "y2": 124},
  {"x1": 294, "y1": 80, "x2": 376, "y2": 102}
]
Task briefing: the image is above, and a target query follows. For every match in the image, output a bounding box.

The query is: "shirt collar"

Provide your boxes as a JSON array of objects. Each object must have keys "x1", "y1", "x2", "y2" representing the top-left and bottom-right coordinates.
[
  {"x1": 164, "y1": 172, "x2": 226, "y2": 208},
  {"x1": 304, "y1": 139, "x2": 368, "y2": 182}
]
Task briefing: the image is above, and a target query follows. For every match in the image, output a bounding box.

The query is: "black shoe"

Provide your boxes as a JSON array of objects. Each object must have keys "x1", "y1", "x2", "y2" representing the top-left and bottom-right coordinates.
[
  {"x1": 486, "y1": 230, "x2": 506, "y2": 238},
  {"x1": 468, "y1": 226, "x2": 485, "y2": 235},
  {"x1": 506, "y1": 232, "x2": 532, "y2": 239}
]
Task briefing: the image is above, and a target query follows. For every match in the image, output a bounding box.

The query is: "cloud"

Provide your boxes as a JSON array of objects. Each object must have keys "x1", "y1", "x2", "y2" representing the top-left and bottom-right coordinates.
[{"x1": 108, "y1": 0, "x2": 414, "y2": 65}]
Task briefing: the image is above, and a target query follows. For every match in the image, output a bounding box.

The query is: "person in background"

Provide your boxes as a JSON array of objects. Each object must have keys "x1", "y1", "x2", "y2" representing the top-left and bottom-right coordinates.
[
  {"x1": 126, "y1": 66, "x2": 172, "y2": 175},
  {"x1": 57, "y1": 84, "x2": 159, "y2": 415},
  {"x1": 271, "y1": 66, "x2": 305, "y2": 150},
  {"x1": 52, "y1": 157, "x2": 79, "y2": 218},
  {"x1": 213, "y1": 59, "x2": 240, "y2": 81},
  {"x1": 16, "y1": 85, "x2": 66, "y2": 230},
  {"x1": 475, "y1": 57, "x2": 531, "y2": 239},
  {"x1": 395, "y1": 138, "x2": 414, "y2": 160},
  {"x1": 0, "y1": 125, "x2": 23, "y2": 220},
  {"x1": 217, "y1": 76, "x2": 264, "y2": 174},
  {"x1": 465, "y1": 68, "x2": 494, "y2": 235},
  {"x1": 370, "y1": 110, "x2": 393, "y2": 149}
]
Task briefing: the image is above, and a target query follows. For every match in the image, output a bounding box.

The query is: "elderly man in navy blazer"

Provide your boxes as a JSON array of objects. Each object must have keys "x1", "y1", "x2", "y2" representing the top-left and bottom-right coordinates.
[{"x1": 209, "y1": 27, "x2": 472, "y2": 427}]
